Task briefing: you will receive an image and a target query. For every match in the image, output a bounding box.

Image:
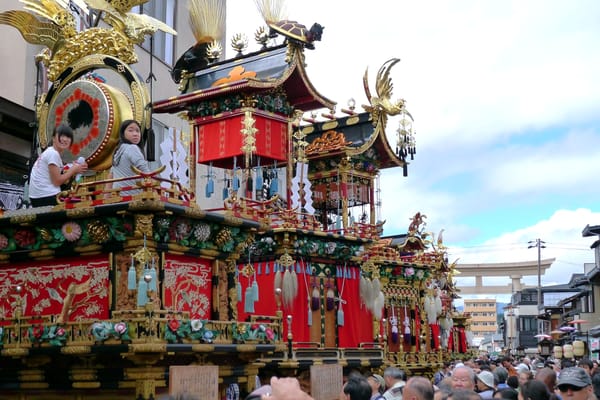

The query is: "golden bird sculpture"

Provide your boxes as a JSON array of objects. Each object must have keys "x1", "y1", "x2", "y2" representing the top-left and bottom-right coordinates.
[
  {"x1": 0, "y1": 0, "x2": 176, "y2": 81},
  {"x1": 363, "y1": 58, "x2": 411, "y2": 126}
]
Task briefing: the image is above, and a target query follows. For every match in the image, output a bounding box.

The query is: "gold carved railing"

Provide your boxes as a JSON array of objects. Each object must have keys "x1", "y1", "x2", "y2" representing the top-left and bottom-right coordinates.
[{"x1": 0, "y1": 311, "x2": 284, "y2": 357}]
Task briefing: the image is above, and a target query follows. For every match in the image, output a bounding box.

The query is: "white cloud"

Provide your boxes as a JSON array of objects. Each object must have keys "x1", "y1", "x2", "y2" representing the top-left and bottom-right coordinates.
[
  {"x1": 224, "y1": 2, "x2": 600, "y2": 296},
  {"x1": 450, "y1": 209, "x2": 600, "y2": 289}
]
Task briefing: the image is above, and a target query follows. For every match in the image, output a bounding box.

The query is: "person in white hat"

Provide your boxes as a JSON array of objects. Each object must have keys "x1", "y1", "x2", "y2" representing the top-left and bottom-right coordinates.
[
  {"x1": 475, "y1": 371, "x2": 495, "y2": 399},
  {"x1": 368, "y1": 374, "x2": 386, "y2": 400}
]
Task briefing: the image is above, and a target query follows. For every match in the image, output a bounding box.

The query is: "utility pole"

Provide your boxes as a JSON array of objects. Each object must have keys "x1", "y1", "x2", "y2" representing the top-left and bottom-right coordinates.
[{"x1": 528, "y1": 238, "x2": 546, "y2": 334}]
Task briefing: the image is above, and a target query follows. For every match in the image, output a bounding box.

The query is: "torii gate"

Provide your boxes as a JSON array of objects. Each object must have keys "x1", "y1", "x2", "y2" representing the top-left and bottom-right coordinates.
[{"x1": 455, "y1": 258, "x2": 555, "y2": 295}]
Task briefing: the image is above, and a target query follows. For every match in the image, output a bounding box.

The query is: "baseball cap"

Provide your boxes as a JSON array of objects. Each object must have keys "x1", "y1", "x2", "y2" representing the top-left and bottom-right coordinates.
[
  {"x1": 477, "y1": 371, "x2": 495, "y2": 389},
  {"x1": 371, "y1": 374, "x2": 385, "y2": 388},
  {"x1": 557, "y1": 367, "x2": 592, "y2": 389}
]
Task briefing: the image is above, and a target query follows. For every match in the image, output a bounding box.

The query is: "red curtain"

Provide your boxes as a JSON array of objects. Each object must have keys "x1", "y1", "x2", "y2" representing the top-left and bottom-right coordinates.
[
  {"x1": 337, "y1": 266, "x2": 373, "y2": 347},
  {"x1": 236, "y1": 260, "x2": 310, "y2": 343}
]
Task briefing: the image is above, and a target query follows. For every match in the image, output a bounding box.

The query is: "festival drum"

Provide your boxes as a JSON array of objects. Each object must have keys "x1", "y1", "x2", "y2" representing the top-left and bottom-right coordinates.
[{"x1": 46, "y1": 79, "x2": 133, "y2": 170}]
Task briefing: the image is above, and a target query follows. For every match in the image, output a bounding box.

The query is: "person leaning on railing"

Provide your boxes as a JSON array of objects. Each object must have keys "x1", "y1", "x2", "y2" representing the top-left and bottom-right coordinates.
[{"x1": 106, "y1": 119, "x2": 150, "y2": 197}]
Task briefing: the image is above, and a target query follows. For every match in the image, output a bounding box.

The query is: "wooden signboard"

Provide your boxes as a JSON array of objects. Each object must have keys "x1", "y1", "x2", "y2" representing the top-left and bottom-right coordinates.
[
  {"x1": 169, "y1": 365, "x2": 219, "y2": 399},
  {"x1": 310, "y1": 364, "x2": 343, "y2": 400}
]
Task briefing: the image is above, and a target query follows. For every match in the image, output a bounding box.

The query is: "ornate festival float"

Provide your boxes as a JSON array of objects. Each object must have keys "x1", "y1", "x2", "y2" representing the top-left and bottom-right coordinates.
[{"x1": 0, "y1": 0, "x2": 470, "y2": 398}]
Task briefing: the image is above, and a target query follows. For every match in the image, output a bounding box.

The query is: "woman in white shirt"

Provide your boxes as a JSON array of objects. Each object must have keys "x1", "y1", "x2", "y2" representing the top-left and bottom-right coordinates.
[{"x1": 29, "y1": 125, "x2": 87, "y2": 207}]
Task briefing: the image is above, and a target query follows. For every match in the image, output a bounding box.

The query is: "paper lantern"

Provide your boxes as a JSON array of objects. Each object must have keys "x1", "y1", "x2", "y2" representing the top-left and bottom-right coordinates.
[
  {"x1": 196, "y1": 109, "x2": 288, "y2": 169},
  {"x1": 563, "y1": 344, "x2": 574, "y2": 359},
  {"x1": 553, "y1": 345, "x2": 563, "y2": 359},
  {"x1": 573, "y1": 340, "x2": 585, "y2": 357}
]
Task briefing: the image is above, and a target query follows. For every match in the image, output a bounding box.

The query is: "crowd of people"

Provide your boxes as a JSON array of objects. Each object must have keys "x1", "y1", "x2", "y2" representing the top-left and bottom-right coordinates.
[{"x1": 243, "y1": 355, "x2": 600, "y2": 400}]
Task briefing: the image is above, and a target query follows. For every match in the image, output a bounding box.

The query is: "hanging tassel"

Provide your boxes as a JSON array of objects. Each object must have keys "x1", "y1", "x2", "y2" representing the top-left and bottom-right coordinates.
[
  {"x1": 206, "y1": 163, "x2": 214, "y2": 198},
  {"x1": 244, "y1": 286, "x2": 255, "y2": 313},
  {"x1": 205, "y1": 178, "x2": 214, "y2": 198},
  {"x1": 255, "y1": 165, "x2": 263, "y2": 190},
  {"x1": 236, "y1": 266, "x2": 243, "y2": 300},
  {"x1": 337, "y1": 303, "x2": 345, "y2": 326},
  {"x1": 359, "y1": 275, "x2": 368, "y2": 307},
  {"x1": 232, "y1": 169, "x2": 240, "y2": 191},
  {"x1": 128, "y1": 257, "x2": 136, "y2": 290},
  {"x1": 149, "y1": 259, "x2": 157, "y2": 292},
  {"x1": 371, "y1": 277, "x2": 381, "y2": 313},
  {"x1": 291, "y1": 265, "x2": 298, "y2": 299},
  {"x1": 251, "y1": 275, "x2": 259, "y2": 302},
  {"x1": 435, "y1": 288, "x2": 443, "y2": 317},
  {"x1": 391, "y1": 305, "x2": 399, "y2": 343},
  {"x1": 307, "y1": 299, "x2": 313, "y2": 326},
  {"x1": 273, "y1": 262, "x2": 282, "y2": 293},
  {"x1": 403, "y1": 306, "x2": 411, "y2": 345},
  {"x1": 311, "y1": 277, "x2": 320, "y2": 311},
  {"x1": 246, "y1": 171, "x2": 253, "y2": 198},
  {"x1": 282, "y1": 266, "x2": 294, "y2": 308},
  {"x1": 326, "y1": 280, "x2": 335, "y2": 311},
  {"x1": 265, "y1": 261, "x2": 270, "y2": 275},
  {"x1": 373, "y1": 291, "x2": 384, "y2": 320},
  {"x1": 137, "y1": 277, "x2": 148, "y2": 307},
  {"x1": 269, "y1": 167, "x2": 278, "y2": 197},
  {"x1": 223, "y1": 181, "x2": 229, "y2": 200}
]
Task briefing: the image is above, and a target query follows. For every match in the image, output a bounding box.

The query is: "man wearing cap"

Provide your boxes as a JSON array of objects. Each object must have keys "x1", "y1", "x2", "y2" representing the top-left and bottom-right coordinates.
[
  {"x1": 368, "y1": 374, "x2": 386, "y2": 400},
  {"x1": 475, "y1": 371, "x2": 495, "y2": 399},
  {"x1": 556, "y1": 367, "x2": 593, "y2": 400}
]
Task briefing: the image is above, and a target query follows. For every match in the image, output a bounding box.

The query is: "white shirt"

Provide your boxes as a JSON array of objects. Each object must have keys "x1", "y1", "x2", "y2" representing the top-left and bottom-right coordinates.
[
  {"x1": 383, "y1": 381, "x2": 405, "y2": 400},
  {"x1": 29, "y1": 146, "x2": 63, "y2": 199}
]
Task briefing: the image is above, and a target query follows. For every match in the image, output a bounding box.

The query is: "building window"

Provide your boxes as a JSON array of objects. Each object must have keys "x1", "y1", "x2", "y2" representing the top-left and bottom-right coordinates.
[{"x1": 134, "y1": 0, "x2": 176, "y2": 65}]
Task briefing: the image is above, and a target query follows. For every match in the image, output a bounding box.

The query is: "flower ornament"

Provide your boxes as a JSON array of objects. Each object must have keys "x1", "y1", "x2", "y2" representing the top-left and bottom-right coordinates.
[
  {"x1": 90, "y1": 322, "x2": 112, "y2": 341},
  {"x1": 265, "y1": 328, "x2": 275, "y2": 341},
  {"x1": 61, "y1": 222, "x2": 82, "y2": 242},
  {"x1": 326, "y1": 242, "x2": 337, "y2": 254},
  {"x1": 113, "y1": 322, "x2": 131, "y2": 341},
  {"x1": 405, "y1": 267, "x2": 415, "y2": 277},
  {"x1": 114, "y1": 322, "x2": 126, "y2": 335},
  {"x1": 168, "y1": 318, "x2": 180, "y2": 332},
  {"x1": 202, "y1": 330, "x2": 214, "y2": 343},
  {"x1": 30, "y1": 324, "x2": 44, "y2": 340},
  {"x1": 192, "y1": 223, "x2": 211, "y2": 242},
  {"x1": 191, "y1": 319, "x2": 204, "y2": 332},
  {"x1": 46, "y1": 325, "x2": 67, "y2": 346},
  {"x1": 15, "y1": 229, "x2": 36, "y2": 248}
]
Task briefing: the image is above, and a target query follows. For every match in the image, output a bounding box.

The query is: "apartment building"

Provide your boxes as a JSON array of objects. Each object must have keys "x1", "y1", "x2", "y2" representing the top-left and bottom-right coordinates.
[{"x1": 464, "y1": 298, "x2": 498, "y2": 338}]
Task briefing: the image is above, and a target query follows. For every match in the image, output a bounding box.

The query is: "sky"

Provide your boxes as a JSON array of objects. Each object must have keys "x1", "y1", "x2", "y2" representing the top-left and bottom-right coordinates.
[{"x1": 225, "y1": 1, "x2": 600, "y2": 302}]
